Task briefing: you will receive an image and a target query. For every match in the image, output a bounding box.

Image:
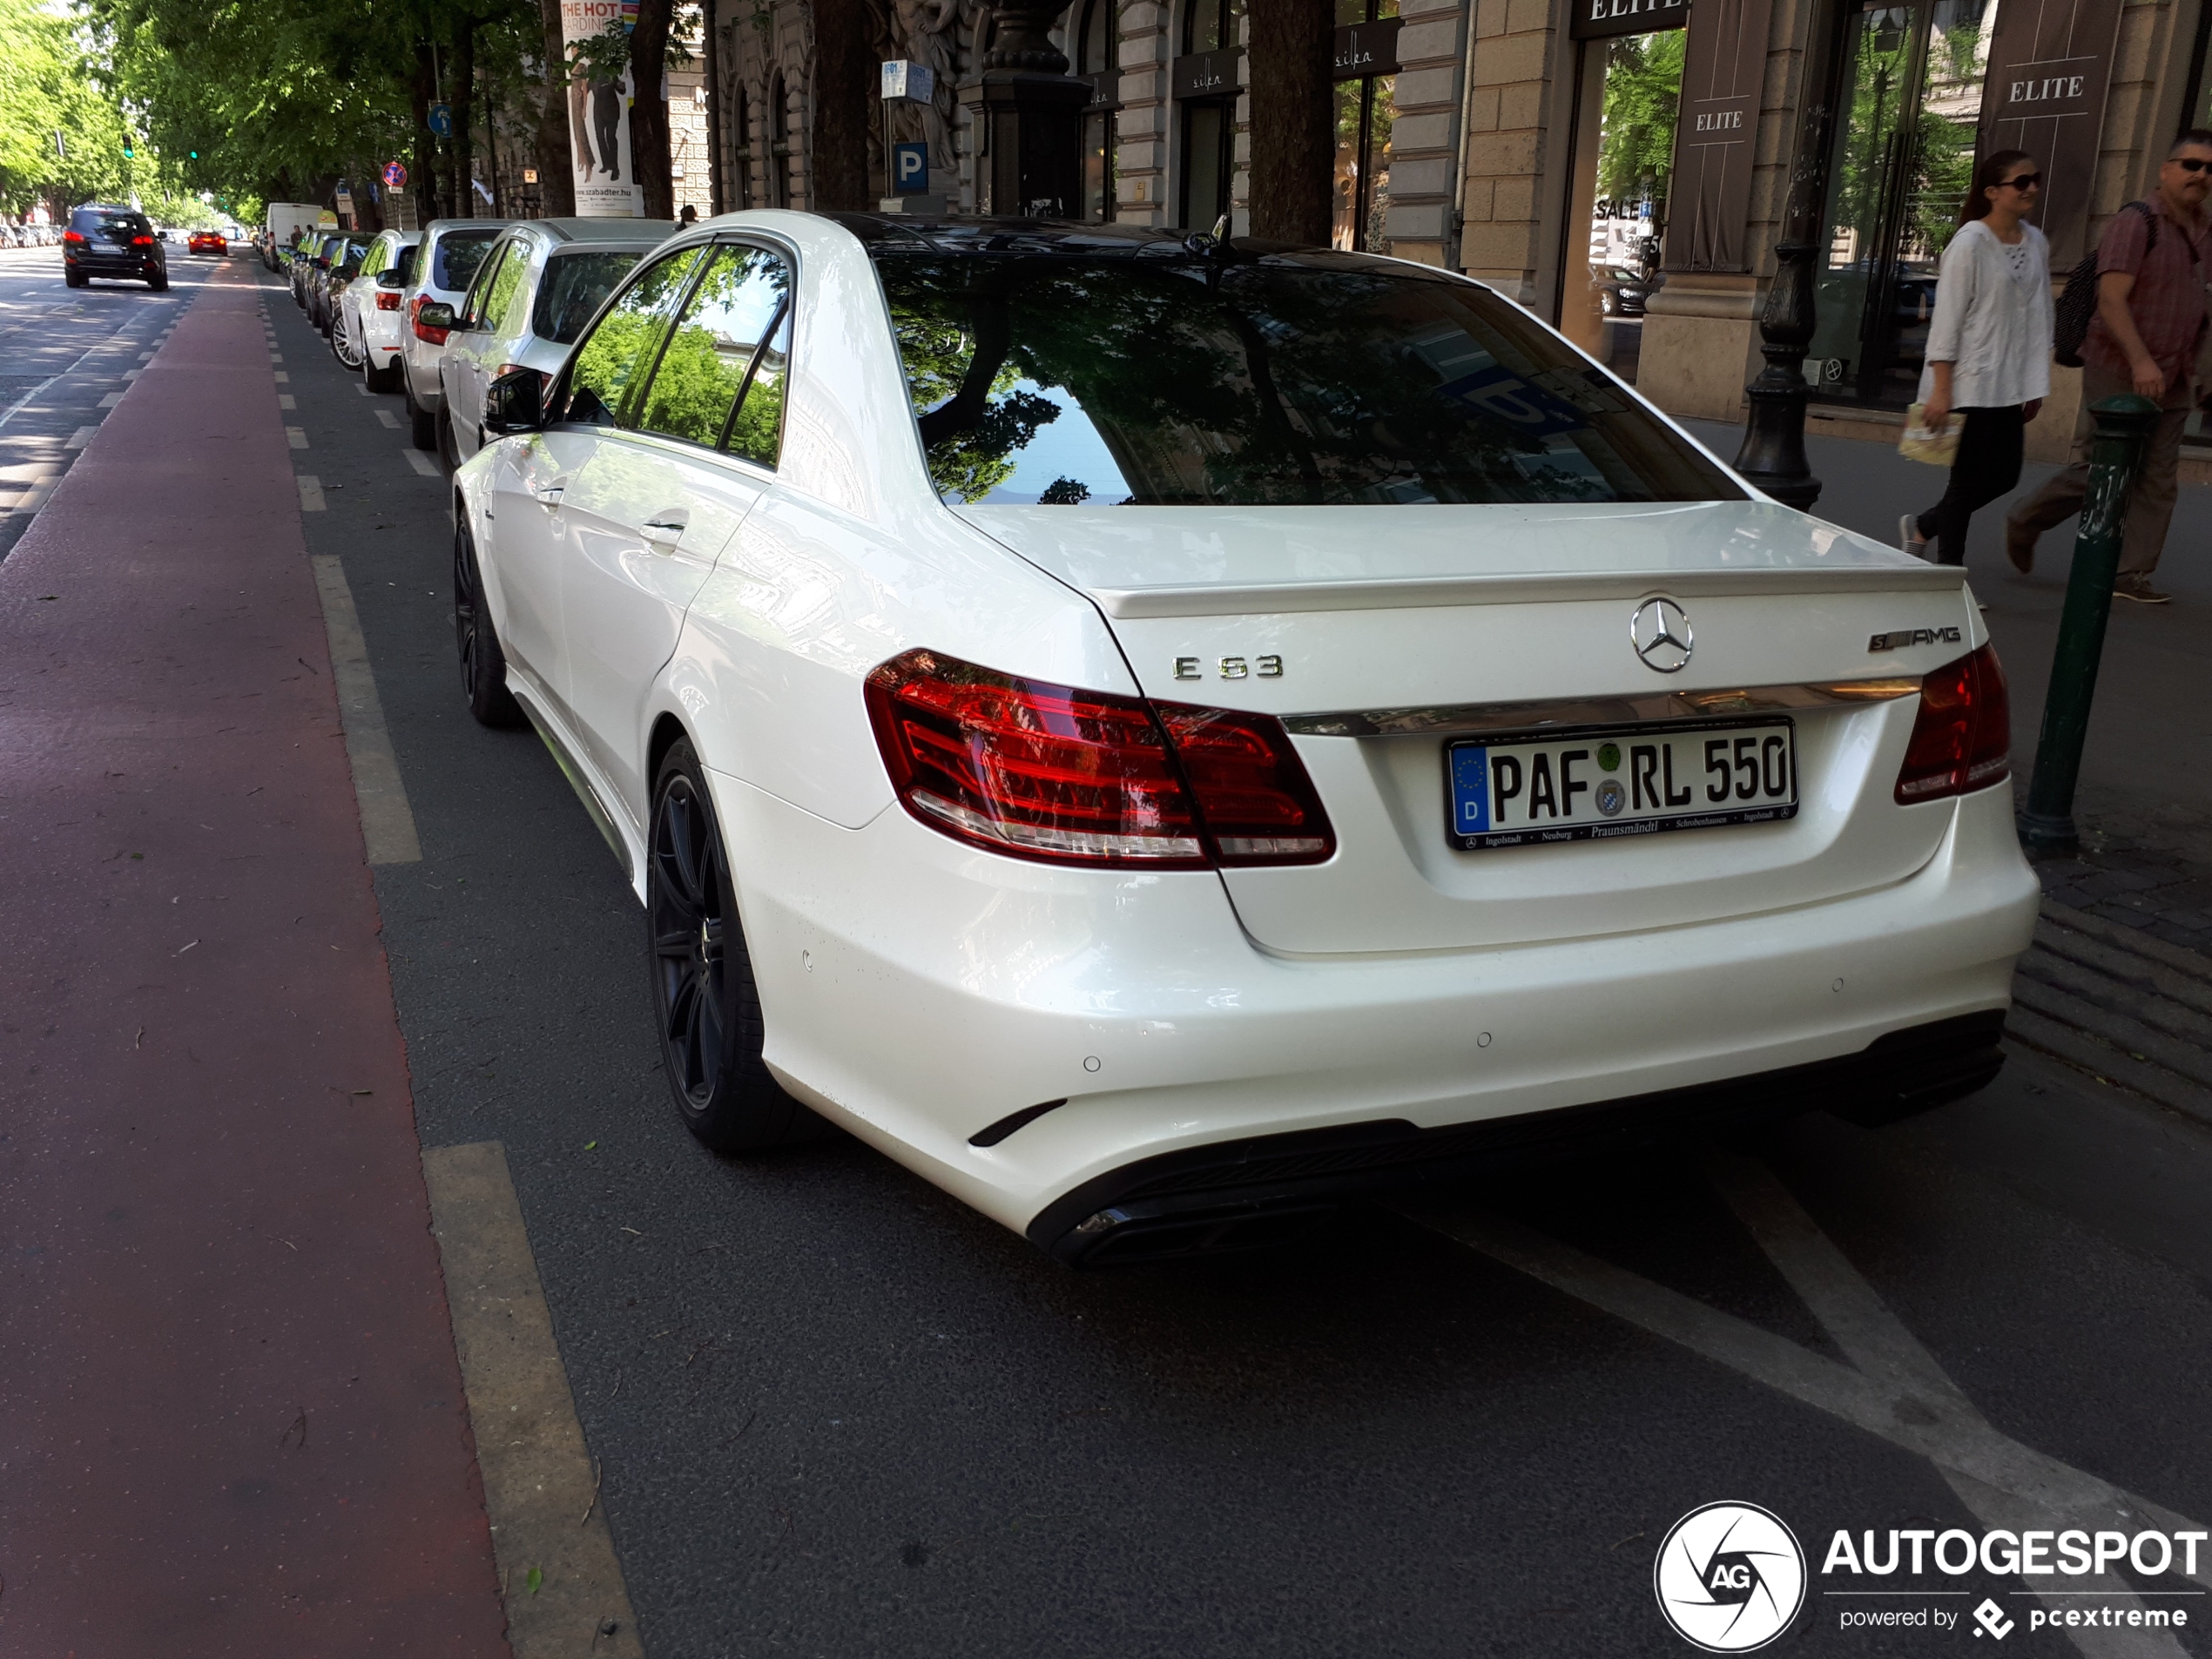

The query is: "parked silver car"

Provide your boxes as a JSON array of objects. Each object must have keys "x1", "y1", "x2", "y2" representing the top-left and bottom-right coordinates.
[
  {"x1": 399, "y1": 219, "x2": 512, "y2": 450},
  {"x1": 428, "y1": 218, "x2": 677, "y2": 469}
]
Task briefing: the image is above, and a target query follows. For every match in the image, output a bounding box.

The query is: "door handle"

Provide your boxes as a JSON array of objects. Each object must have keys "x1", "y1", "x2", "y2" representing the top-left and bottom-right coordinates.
[
  {"x1": 529, "y1": 477, "x2": 567, "y2": 504},
  {"x1": 641, "y1": 509, "x2": 688, "y2": 548}
]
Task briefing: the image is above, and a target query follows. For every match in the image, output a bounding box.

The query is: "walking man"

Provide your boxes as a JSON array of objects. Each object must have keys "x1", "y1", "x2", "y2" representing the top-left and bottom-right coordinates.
[{"x1": 2006, "y1": 130, "x2": 2212, "y2": 604}]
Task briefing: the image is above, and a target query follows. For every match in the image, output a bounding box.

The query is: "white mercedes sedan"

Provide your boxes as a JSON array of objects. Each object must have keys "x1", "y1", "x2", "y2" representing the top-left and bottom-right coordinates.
[{"x1": 450, "y1": 212, "x2": 2040, "y2": 1265}]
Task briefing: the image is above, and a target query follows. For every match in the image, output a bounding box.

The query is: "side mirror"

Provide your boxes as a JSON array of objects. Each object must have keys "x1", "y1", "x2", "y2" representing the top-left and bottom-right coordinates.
[
  {"x1": 484, "y1": 368, "x2": 546, "y2": 435},
  {"x1": 415, "y1": 300, "x2": 457, "y2": 331}
]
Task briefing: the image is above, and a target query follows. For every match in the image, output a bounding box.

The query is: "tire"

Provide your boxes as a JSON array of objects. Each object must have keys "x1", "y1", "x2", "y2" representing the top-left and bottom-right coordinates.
[
  {"x1": 334, "y1": 312, "x2": 364, "y2": 370},
  {"x1": 437, "y1": 406, "x2": 462, "y2": 472},
  {"x1": 364, "y1": 348, "x2": 399, "y2": 395},
  {"x1": 64, "y1": 268, "x2": 84, "y2": 288},
  {"x1": 148, "y1": 272, "x2": 168, "y2": 293},
  {"x1": 648, "y1": 738, "x2": 807, "y2": 1152},
  {"x1": 406, "y1": 379, "x2": 438, "y2": 450},
  {"x1": 452, "y1": 520, "x2": 525, "y2": 729}
]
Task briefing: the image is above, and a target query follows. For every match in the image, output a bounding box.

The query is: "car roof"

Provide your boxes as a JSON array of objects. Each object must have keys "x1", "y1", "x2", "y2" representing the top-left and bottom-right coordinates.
[
  {"x1": 820, "y1": 212, "x2": 1441, "y2": 283},
  {"x1": 518, "y1": 217, "x2": 682, "y2": 246}
]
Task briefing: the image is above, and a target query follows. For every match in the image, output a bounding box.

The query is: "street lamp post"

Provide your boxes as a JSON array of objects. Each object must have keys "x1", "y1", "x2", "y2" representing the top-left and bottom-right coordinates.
[{"x1": 1733, "y1": 105, "x2": 1830, "y2": 511}]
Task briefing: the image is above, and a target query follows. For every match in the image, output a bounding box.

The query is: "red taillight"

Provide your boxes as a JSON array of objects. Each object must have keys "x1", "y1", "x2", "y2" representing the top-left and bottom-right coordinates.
[
  {"x1": 1895, "y1": 644, "x2": 2010, "y2": 805},
  {"x1": 375, "y1": 290, "x2": 401, "y2": 310},
  {"x1": 132, "y1": 234, "x2": 154, "y2": 246},
  {"x1": 64, "y1": 230, "x2": 85, "y2": 246},
  {"x1": 410, "y1": 294, "x2": 448, "y2": 345},
  {"x1": 864, "y1": 648, "x2": 1334, "y2": 868}
]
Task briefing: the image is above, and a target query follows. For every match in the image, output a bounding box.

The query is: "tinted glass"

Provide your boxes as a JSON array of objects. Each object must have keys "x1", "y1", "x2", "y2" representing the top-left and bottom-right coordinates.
[
  {"x1": 531, "y1": 250, "x2": 644, "y2": 345},
  {"x1": 557, "y1": 248, "x2": 705, "y2": 428},
  {"x1": 878, "y1": 253, "x2": 1741, "y2": 507},
  {"x1": 635, "y1": 245, "x2": 792, "y2": 455},
  {"x1": 481, "y1": 242, "x2": 530, "y2": 331},
  {"x1": 82, "y1": 211, "x2": 150, "y2": 240},
  {"x1": 433, "y1": 229, "x2": 500, "y2": 293},
  {"x1": 393, "y1": 242, "x2": 420, "y2": 284}
]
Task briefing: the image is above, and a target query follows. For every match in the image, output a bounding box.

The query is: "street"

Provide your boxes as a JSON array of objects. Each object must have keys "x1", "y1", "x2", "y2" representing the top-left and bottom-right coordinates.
[{"x1": 6, "y1": 250, "x2": 2212, "y2": 1659}]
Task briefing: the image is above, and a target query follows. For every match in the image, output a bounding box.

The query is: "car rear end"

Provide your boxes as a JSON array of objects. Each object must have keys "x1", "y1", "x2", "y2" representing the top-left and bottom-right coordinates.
[
  {"x1": 768, "y1": 227, "x2": 2040, "y2": 1264},
  {"x1": 401, "y1": 221, "x2": 509, "y2": 415},
  {"x1": 64, "y1": 207, "x2": 164, "y2": 285},
  {"x1": 361, "y1": 235, "x2": 421, "y2": 369}
]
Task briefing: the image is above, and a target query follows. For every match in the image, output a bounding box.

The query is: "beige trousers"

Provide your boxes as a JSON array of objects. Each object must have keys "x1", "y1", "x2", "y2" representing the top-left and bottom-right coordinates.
[{"x1": 2004, "y1": 359, "x2": 2196, "y2": 577}]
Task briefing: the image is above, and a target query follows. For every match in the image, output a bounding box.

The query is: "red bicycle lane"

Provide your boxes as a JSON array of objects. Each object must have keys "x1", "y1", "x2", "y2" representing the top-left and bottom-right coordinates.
[{"x1": 0, "y1": 261, "x2": 510, "y2": 1655}]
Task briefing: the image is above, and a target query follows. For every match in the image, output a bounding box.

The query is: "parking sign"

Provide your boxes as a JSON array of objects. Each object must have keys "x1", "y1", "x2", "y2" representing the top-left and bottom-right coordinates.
[{"x1": 893, "y1": 142, "x2": 928, "y2": 195}]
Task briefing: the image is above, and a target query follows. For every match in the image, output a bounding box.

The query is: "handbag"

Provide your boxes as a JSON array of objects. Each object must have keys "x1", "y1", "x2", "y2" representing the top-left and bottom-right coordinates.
[{"x1": 1898, "y1": 404, "x2": 1966, "y2": 465}]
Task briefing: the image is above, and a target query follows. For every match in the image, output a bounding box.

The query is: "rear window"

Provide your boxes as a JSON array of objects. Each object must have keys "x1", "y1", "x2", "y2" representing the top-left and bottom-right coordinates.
[
  {"x1": 432, "y1": 231, "x2": 500, "y2": 293},
  {"x1": 876, "y1": 253, "x2": 1742, "y2": 508},
  {"x1": 533, "y1": 250, "x2": 644, "y2": 344},
  {"x1": 78, "y1": 210, "x2": 150, "y2": 236}
]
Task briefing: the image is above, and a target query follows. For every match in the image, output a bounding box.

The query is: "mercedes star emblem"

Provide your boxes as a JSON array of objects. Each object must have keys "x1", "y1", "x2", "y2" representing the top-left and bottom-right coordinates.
[{"x1": 1630, "y1": 597, "x2": 1694, "y2": 674}]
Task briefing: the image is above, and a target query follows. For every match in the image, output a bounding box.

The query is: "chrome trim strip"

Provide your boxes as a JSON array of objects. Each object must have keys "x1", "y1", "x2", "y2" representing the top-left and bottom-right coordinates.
[
  {"x1": 1091, "y1": 564, "x2": 1966, "y2": 619},
  {"x1": 1281, "y1": 677, "x2": 1922, "y2": 738}
]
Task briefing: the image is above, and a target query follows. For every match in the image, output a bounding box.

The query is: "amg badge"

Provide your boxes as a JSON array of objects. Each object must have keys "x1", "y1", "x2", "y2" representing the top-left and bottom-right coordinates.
[{"x1": 1868, "y1": 625, "x2": 1963, "y2": 652}]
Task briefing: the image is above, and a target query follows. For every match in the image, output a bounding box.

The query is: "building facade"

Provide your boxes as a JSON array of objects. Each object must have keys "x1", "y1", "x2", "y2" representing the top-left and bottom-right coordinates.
[{"x1": 701, "y1": 0, "x2": 2212, "y2": 455}]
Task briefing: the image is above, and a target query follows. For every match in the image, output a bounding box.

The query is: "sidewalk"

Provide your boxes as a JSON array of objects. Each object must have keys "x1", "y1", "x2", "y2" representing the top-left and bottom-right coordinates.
[
  {"x1": 0, "y1": 263, "x2": 509, "y2": 1654},
  {"x1": 1686, "y1": 415, "x2": 2212, "y2": 1123}
]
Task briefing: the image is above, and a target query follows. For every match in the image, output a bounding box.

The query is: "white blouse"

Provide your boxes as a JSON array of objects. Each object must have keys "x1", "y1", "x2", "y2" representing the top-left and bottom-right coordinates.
[{"x1": 1918, "y1": 219, "x2": 2054, "y2": 409}]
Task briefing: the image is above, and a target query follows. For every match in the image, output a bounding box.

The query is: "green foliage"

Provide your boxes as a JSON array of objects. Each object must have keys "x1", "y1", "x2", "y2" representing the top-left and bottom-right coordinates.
[
  {"x1": 1596, "y1": 30, "x2": 1683, "y2": 208},
  {"x1": 0, "y1": 0, "x2": 135, "y2": 213}
]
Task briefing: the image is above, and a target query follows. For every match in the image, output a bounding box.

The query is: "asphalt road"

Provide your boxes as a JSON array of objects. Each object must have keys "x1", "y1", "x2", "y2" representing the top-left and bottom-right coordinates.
[
  {"x1": 0, "y1": 243, "x2": 212, "y2": 560},
  {"x1": 95, "y1": 257, "x2": 2212, "y2": 1656}
]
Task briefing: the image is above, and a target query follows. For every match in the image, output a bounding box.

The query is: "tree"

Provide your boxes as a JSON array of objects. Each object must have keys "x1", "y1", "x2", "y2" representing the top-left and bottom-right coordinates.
[
  {"x1": 809, "y1": 0, "x2": 876, "y2": 210},
  {"x1": 532, "y1": 0, "x2": 574, "y2": 213},
  {"x1": 1246, "y1": 0, "x2": 1332, "y2": 242}
]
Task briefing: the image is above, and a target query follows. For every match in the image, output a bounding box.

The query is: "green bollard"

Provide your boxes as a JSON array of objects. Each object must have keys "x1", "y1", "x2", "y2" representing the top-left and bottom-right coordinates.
[{"x1": 2018, "y1": 394, "x2": 2161, "y2": 859}]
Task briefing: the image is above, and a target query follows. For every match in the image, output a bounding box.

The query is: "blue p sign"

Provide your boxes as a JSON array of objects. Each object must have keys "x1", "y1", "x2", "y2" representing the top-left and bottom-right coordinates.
[{"x1": 893, "y1": 142, "x2": 928, "y2": 195}]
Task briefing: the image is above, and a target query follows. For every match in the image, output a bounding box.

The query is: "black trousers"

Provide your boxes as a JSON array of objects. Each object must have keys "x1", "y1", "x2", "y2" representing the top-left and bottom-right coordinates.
[{"x1": 1913, "y1": 403, "x2": 2026, "y2": 566}]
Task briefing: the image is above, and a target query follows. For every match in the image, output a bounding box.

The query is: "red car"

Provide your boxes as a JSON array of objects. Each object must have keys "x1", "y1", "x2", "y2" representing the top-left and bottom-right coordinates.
[{"x1": 187, "y1": 230, "x2": 226, "y2": 256}]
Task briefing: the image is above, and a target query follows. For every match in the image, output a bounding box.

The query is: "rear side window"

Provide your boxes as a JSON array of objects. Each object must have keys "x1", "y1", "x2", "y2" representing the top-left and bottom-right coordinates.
[
  {"x1": 634, "y1": 244, "x2": 792, "y2": 460},
  {"x1": 481, "y1": 243, "x2": 530, "y2": 331},
  {"x1": 393, "y1": 243, "x2": 420, "y2": 284},
  {"x1": 532, "y1": 251, "x2": 644, "y2": 345},
  {"x1": 555, "y1": 248, "x2": 705, "y2": 428},
  {"x1": 433, "y1": 230, "x2": 499, "y2": 293}
]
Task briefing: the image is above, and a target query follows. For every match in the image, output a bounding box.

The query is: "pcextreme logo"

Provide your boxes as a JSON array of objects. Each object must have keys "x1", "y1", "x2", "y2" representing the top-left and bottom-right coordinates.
[{"x1": 1654, "y1": 1502, "x2": 1808, "y2": 1652}]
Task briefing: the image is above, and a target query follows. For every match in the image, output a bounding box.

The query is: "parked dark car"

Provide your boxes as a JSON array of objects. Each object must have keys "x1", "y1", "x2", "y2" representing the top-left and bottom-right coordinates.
[
  {"x1": 308, "y1": 237, "x2": 370, "y2": 335},
  {"x1": 290, "y1": 231, "x2": 327, "y2": 307},
  {"x1": 63, "y1": 205, "x2": 168, "y2": 291},
  {"x1": 1594, "y1": 265, "x2": 1662, "y2": 318}
]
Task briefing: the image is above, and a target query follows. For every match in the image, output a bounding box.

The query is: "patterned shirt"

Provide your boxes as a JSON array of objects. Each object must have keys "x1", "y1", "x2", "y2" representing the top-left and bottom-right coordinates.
[{"x1": 2086, "y1": 200, "x2": 2212, "y2": 386}]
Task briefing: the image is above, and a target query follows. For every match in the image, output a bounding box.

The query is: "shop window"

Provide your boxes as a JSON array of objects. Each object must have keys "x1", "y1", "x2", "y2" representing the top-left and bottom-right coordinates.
[
  {"x1": 1558, "y1": 26, "x2": 1685, "y2": 383},
  {"x1": 1079, "y1": 0, "x2": 1120, "y2": 222},
  {"x1": 1185, "y1": 0, "x2": 1240, "y2": 55},
  {"x1": 1804, "y1": 0, "x2": 1999, "y2": 406},
  {"x1": 1176, "y1": 0, "x2": 1243, "y2": 230},
  {"x1": 1332, "y1": 0, "x2": 1399, "y2": 252}
]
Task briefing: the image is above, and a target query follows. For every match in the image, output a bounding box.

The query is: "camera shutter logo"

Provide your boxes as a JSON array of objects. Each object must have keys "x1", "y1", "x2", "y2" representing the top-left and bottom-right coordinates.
[
  {"x1": 1973, "y1": 1598, "x2": 2015, "y2": 1640},
  {"x1": 1653, "y1": 1501, "x2": 1805, "y2": 1652}
]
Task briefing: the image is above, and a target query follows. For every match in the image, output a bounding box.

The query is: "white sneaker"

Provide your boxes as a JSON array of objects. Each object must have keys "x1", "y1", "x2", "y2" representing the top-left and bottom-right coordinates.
[{"x1": 1900, "y1": 514, "x2": 1930, "y2": 557}]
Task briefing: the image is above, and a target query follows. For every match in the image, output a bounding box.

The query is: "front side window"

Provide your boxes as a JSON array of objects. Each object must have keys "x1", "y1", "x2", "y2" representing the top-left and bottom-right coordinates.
[
  {"x1": 556, "y1": 248, "x2": 705, "y2": 428},
  {"x1": 635, "y1": 243, "x2": 793, "y2": 460},
  {"x1": 878, "y1": 252, "x2": 1742, "y2": 507},
  {"x1": 532, "y1": 250, "x2": 644, "y2": 344},
  {"x1": 481, "y1": 241, "x2": 532, "y2": 332}
]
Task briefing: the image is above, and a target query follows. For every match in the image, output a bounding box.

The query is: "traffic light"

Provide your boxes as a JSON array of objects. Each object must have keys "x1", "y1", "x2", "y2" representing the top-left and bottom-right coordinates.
[
  {"x1": 123, "y1": 138, "x2": 135, "y2": 158},
  {"x1": 188, "y1": 149, "x2": 199, "y2": 159}
]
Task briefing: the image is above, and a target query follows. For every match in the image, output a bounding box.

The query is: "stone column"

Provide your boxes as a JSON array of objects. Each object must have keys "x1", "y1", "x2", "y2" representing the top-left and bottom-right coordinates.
[{"x1": 959, "y1": 0, "x2": 1090, "y2": 217}]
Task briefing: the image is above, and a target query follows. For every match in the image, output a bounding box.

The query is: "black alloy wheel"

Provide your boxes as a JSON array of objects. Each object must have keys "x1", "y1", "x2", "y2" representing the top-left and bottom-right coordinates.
[
  {"x1": 452, "y1": 521, "x2": 524, "y2": 728},
  {"x1": 649, "y1": 740, "x2": 809, "y2": 1153}
]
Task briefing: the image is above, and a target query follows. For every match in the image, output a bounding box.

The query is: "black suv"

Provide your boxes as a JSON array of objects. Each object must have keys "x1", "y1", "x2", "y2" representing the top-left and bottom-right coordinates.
[{"x1": 64, "y1": 205, "x2": 168, "y2": 291}]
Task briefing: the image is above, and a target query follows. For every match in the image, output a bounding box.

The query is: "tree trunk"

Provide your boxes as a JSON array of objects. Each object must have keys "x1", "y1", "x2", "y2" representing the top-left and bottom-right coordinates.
[
  {"x1": 1245, "y1": 0, "x2": 1333, "y2": 244},
  {"x1": 629, "y1": 0, "x2": 675, "y2": 219},
  {"x1": 535, "y1": 0, "x2": 576, "y2": 214},
  {"x1": 809, "y1": 0, "x2": 875, "y2": 211},
  {"x1": 413, "y1": 40, "x2": 442, "y2": 222},
  {"x1": 452, "y1": 18, "x2": 478, "y2": 216}
]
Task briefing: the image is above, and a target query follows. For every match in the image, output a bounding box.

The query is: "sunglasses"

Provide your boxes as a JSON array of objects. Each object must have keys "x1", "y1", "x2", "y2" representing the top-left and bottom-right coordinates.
[
  {"x1": 2000, "y1": 172, "x2": 2042, "y2": 190},
  {"x1": 2175, "y1": 157, "x2": 2212, "y2": 173}
]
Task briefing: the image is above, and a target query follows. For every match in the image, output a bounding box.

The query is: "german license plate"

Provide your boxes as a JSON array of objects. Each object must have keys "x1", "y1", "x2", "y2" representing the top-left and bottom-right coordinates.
[{"x1": 1446, "y1": 719, "x2": 1797, "y2": 851}]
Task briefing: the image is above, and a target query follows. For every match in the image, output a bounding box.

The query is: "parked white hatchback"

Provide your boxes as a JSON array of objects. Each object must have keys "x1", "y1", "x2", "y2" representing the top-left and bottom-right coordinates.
[
  {"x1": 335, "y1": 228, "x2": 421, "y2": 393},
  {"x1": 450, "y1": 212, "x2": 2040, "y2": 1266},
  {"x1": 428, "y1": 216, "x2": 676, "y2": 472}
]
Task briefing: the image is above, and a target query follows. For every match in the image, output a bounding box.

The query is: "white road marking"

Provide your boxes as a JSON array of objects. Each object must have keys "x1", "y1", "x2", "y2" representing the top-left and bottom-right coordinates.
[
  {"x1": 309, "y1": 553, "x2": 421, "y2": 864},
  {"x1": 285, "y1": 426, "x2": 308, "y2": 449},
  {"x1": 64, "y1": 426, "x2": 97, "y2": 449},
  {"x1": 355, "y1": 383, "x2": 372, "y2": 398},
  {"x1": 1405, "y1": 1168, "x2": 2209, "y2": 1658},
  {"x1": 273, "y1": 371, "x2": 288, "y2": 383},
  {"x1": 0, "y1": 375, "x2": 57, "y2": 429},
  {"x1": 96, "y1": 391, "x2": 124, "y2": 408},
  {"x1": 405, "y1": 448, "x2": 440, "y2": 477},
  {"x1": 374, "y1": 408, "x2": 400, "y2": 428},
  {"x1": 421, "y1": 1141, "x2": 644, "y2": 1659},
  {"x1": 296, "y1": 475, "x2": 326, "y2": 512},
  {"x1": 122, "y1": 368, "x2": 140, "y2": 381},
  {"x1": 138, "y1": 351, "x2": 154, "y2": 361},
  {"x1": 278, "y1": 395, "x2": 296, "y2": 410}
]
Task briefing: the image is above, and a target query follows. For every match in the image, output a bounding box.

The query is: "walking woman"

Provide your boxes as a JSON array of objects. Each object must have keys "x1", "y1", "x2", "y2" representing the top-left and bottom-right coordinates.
[{"x1": 1902, "y1": 151, "x2": 2053, "y2": 565}]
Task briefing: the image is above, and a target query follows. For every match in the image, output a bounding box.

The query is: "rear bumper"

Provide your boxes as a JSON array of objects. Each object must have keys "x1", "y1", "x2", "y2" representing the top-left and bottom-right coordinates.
[
  {"x1": 1028, "y1": 1010, "x2": 2004, "y2": 1264},
  {"x1": 715, "y1": 768, "x2": 2040, "y2": 1253}
]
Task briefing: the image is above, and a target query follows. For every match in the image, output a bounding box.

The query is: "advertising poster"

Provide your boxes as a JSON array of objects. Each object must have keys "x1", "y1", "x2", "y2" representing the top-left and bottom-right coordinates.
[{"x1": 561, "y1": 0, "x2": 644, "y2": 217}]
